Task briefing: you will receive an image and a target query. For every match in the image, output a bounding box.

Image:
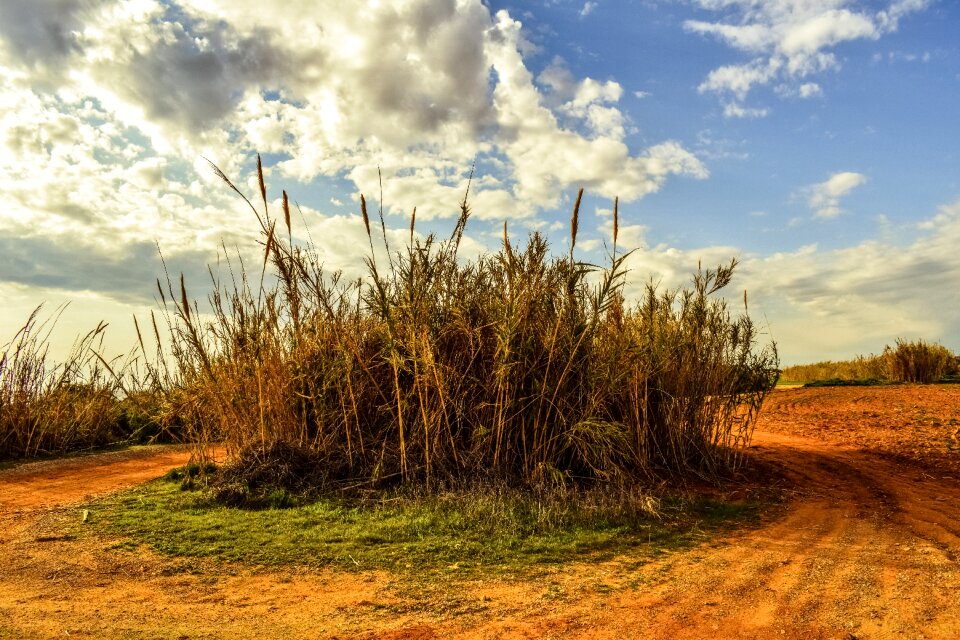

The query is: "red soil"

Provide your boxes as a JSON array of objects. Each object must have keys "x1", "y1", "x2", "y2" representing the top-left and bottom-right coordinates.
[{"x1": 1, "y1": 385, "x2": 959, "y2": 638}]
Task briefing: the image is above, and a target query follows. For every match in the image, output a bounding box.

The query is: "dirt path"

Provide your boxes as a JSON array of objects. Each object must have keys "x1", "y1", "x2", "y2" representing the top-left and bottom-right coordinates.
[
  {"x1": 0, "y1": 447, "x2": 196, "y2": 512},
  {"x1": 595, "y1": 430, "x2": 960, "y2": 638},
  {"x1": 1, "y1": 388, "x2": 959, "y2": 638},
  {"x1": 0, "y1": 446, "x2": 197, "y2": 550}
]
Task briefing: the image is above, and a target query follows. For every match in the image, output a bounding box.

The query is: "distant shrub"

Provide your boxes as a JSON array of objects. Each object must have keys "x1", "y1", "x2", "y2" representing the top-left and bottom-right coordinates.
[
  {"x1": 883, "y1": 339, "x2": 954, "y2": 384},
  {"x1": 0, "y1": 308, "x2": 178, "y2": 460},
  {"x1": 781, "y1": 354, "x2": 887, "y2": 384},
  {"x1": 802, "y1": 378, "x2": 887, "y2": 388},
  {"x1": 783, "y1": 339, "x2": 956, "y2": 386}
]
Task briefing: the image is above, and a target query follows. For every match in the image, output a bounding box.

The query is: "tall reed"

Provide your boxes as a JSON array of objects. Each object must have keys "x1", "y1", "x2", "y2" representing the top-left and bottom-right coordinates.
[
  {"x1": 884, "y1": 338, "x2": 954, "y2": 384},
  {"x1": 780, "y1": 355, "x2": 888, "y2": 383},
  {"x1": 1, "y1": 307, "x2": 126, "y2": 458},
  {"x1": 166, "y1": 158, "x2": 779, "y2": 489}
]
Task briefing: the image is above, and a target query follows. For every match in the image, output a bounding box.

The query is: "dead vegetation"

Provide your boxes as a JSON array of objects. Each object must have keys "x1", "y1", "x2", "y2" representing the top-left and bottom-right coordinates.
[
  {"x1": 158, "y1": 157, "x2": 778, "y2": 494},
  {"x1": 781, "y1": 338, "x2": 956, "y2": 385}
]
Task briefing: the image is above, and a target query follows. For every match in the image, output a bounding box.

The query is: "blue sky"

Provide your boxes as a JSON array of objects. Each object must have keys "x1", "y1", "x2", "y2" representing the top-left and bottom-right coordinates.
[{"x1": 0, "y1": 0, "x2": 958, "y2": 364}]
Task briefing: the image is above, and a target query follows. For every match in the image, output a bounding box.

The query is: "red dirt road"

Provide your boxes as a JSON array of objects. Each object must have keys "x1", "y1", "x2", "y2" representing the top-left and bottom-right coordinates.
[
  {"x1": 1, "y1": 386, "x2": 959, "y2": 638},
  {"x1": 0, "y1": 447, "x2": 195, "y2": 512}
]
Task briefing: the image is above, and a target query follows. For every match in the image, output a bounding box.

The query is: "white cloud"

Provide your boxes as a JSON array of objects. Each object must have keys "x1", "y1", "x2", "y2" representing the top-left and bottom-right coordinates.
[
  {"x1": 797, "y1": 82, "x2": 823, "y2": 98},
  {"x1": 744, "y1": 199, "x2": 960, "y2": 362},
  {"x1": 698, "y1": 58, "x2": 782, "y2": 101},
  {"x1": 807, "y1": 171, "x2": 868, "y2": 219},
  {"x1": 686, "y1": 0, "x2": 931, "y2": 116},
  {"x1": 0, "y1": 0, "x2": 709, "y2": 357},
  {"x1": 605, "y1": 197, "x2": 960, "y2": 364},
  {"x1": 486, "y1": 10, "x2": 706, "y2": 211},
  {"x1": 723, "y1": 102, "x2": 770, "y2": 119},
  {"x1": 580, "y1": 2, "x2": 598, "y2": 18},
  {"x1": 0, "y1": 0, "x2": 698, "y2": 221},
  {"x1": 776, "y1": 81, "x2": 823, "y2": 99}
]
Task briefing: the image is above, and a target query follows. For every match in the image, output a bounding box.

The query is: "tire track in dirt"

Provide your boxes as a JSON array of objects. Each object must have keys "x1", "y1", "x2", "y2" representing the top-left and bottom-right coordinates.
[
  {"x1": 0, "y1": 446, "x2": 201, "y2": 511},
  {"x1": 575, "y1": 431, "x2": 960, "y2": 639}
]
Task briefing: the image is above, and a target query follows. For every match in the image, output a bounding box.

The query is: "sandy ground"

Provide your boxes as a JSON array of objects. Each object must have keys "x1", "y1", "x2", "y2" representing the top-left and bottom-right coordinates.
[{"x1": 1, "y1": 385, "x2": 959, "y2": 639}]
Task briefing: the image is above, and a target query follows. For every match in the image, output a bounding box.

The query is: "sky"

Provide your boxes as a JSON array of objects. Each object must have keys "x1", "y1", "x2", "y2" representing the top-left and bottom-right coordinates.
[{"x1": 0, "y1": 0, "x2": 958, "y2": 365}]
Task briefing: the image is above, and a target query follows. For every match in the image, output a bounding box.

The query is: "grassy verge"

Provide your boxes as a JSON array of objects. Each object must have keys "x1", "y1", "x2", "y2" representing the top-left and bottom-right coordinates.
[
  {"x1": 774, "y1": 379, "x2": 804, "y2": 388},
  {"x1": 84, "y1": 471, "x2": 771, "y2": 579}
]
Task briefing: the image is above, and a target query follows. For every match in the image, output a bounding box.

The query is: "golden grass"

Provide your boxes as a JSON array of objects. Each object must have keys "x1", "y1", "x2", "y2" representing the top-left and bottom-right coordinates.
[{"x1": 159, "y1": 157, "x2": 779, "y2": 490}]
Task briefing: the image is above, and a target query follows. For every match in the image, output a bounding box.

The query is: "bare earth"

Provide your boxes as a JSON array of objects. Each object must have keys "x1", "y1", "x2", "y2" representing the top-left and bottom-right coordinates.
[{"x1": 2, "y1": 385, "x2": 960, "y2": 639}]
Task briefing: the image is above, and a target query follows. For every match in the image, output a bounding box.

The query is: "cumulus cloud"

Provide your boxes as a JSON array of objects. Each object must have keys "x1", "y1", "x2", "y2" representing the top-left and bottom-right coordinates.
[
  {"x1": 0, "y1": 0, "x2": 104, "y2": 75},
  {"x1": 598, "y1": 197, "x2": 960, "y2": 364},
  {"x1": 488, "y1": 11, "x2": 705, "y2": 210},
  {"x1": 686, "y1": 0, "x2": 930, "y2": 116},
  {"x1": 0, "y1": 0, "x2": 710, "y2": 356},
  {"x1": 742, "y1": 198, "x2": 960, "y2": 361},
  {"x1": 807, "y1": 171, "x2": 867, "y2": 219}
]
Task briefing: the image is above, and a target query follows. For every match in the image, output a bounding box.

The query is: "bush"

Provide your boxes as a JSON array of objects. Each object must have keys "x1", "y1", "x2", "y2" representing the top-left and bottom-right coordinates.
[
  {"x1": 165, "y1": 159, "x2": 778, "y2": 492},
  {"x1": 883, "y1": 339, "x2": 954, "y2": 384},
  {"x1": 781, "y1": 355, "x2": 887, "y2": 384},
  {"x1": 0, "y1": 308, "x2": 183, "y2": 460}
]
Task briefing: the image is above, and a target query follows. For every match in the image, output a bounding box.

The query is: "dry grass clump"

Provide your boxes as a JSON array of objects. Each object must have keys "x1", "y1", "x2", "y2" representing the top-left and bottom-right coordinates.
[
  {"x1": 782, "y1": 339, "x2": 956, "y2": 385},
  {"x1": 212, "y1": 441, "x2": 324, "y2": 507},
  {"x1": 781, "y1": 355, "x2": 888, "y2": 384},
  {"x1": 163, "y1": 158, "x2": 779, "y2": 491},
  {"x1": 884, "y1": 338, "x2": 955, "y2": 384},
  {"x1": 0, "y1": 307, "x2": 178, "y2": 460},
  {"x1": 1, "y1": 307, "x2": 118, "y2": 458}
]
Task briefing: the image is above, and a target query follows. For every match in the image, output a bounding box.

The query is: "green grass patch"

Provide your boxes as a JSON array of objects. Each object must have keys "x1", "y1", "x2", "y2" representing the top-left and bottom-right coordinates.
[
  {"x1": 803, "y1": 377, "x2": 892, "y2": 388},
  {"x1": 84, "y1": 472, "x2": 768, "y2": 578},
  {"x1": 775, "y1": 379, "x2": 804, "y2": 388}
]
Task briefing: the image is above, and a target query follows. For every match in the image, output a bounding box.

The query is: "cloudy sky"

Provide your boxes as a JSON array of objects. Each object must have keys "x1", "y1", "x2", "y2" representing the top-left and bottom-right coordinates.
[{"x1": 0, "y1": 0, "x2": 958, "y2": 364}]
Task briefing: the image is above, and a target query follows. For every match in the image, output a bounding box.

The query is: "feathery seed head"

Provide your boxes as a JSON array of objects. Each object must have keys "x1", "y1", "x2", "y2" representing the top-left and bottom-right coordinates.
[
  {"x1": 179, "y1": 274, "x2": 190, "y2": 321},
  {"x1": 571, "y1": 187, "x2": 583, "y2": 252},
  {"x1": 613, "y1": 196, "x2": 619, "y2": 247},
  {"x1": 361, "y1": 195, "x2": 370, "y2": 237}
]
